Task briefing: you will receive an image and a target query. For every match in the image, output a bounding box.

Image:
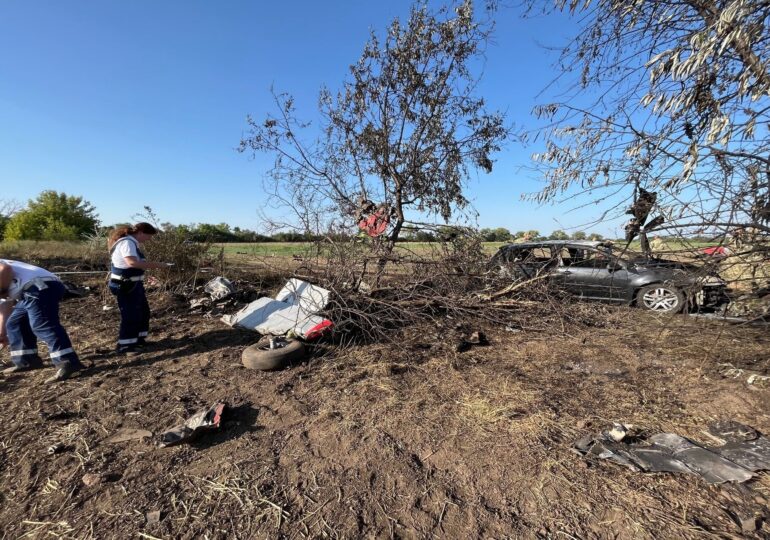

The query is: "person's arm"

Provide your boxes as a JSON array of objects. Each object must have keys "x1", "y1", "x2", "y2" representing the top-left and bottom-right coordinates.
[
  {"x1": 122, "y1": 256, "x2": 172, "y2": 270},
  {"x1": 0, "y1": 263, "x2": 15, "y2": 346}
]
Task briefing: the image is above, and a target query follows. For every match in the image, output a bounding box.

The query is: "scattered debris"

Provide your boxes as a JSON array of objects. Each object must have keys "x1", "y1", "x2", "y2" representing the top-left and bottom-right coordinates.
[
  {"x1": 355, "y1": 198, "x2": 393, "y2": 237},
  {"x1": 189, "y1": 297, "x2": 210, "y2": 310},
  {"x1": 467, "y1": 331, "x2": 488, "y2": 345},
  {"x1": 189, "y1": 278, "x2": 260, "y2": 315},
  {"x1": 106, "y1": 428, "x2": 153, "y2": 444},
  {"x1": 145, "y1": 510, "x2": 163, "y2": 525},
  {"x1": 624, "y1": 188, "x2": 660, "y2": 243},
  {"x1": 748, "y1": 374, "x2": 770, "y2": 386},
  {"x1": 159, "y1": 402, "x2": 226, "y2": 448},
  {"x1": 563, "y1": 362, "x2": 629, "y2": 377},
  {"x1": 574, "y1": 421, "x2": 770, "y2": 484},
  {"x1": 455, "y1": 330, "x2": 490, "y2": 352},
  {"x1": 719, "y1": 364, "x2": 770, "y2": 387},
  {"x1": 102, "y1": 305, "x2": 114, "y2": 311},
  {"x1": 222, "y1": 279, "x2": 333, "y2": 340},
  {"x1": 204, "y1": 276, "x2": 235, "y2": 301},
  {"x1": 605, "y1": 422, "x2": 630, "y2": 442},
  {"x1": 46, "y1": 443, "x2": 64, "y2": 455},
  {"x1": 81, "y1": 473, "x2": 103, "y2": 487},
  {"x1": 61, "y1": 281, "x2": 89, "y2": 299}
]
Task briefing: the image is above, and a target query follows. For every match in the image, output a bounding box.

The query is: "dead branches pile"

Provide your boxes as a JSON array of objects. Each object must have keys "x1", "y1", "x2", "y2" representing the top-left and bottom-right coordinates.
[
  {"x1": 289, "y1": 234, "x2": 610, "y2": 343},
  {"x1": 142, "y1": 229, "x2": 213, "y2": 293}
]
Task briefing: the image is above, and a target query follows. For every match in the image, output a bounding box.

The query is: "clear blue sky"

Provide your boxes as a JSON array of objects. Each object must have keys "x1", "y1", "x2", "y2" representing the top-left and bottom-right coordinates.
[{"x1": 0, "y1": 1, "x2": 625, "y2": 237}]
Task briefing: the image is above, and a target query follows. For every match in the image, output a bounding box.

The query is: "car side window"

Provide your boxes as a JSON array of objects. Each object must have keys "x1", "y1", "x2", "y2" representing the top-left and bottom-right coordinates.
[
  {"x1": 568, "y1": 249, "x2": 610, "y2": 269},
  {"x1": 531, "y1": 247, "x2": 552, "y2": 261},
  {"x1": 502, "y1": 248, "x2": 528, "y2": 262}
]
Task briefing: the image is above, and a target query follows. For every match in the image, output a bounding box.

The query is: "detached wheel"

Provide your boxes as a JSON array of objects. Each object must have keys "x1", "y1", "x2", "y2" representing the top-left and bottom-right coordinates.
[
  {"x1": 636, "y1": 283, "x2": 685, "y2": 313},
  {"x1": 242, "y1": 338, "x2": 306, "y2": 371}
]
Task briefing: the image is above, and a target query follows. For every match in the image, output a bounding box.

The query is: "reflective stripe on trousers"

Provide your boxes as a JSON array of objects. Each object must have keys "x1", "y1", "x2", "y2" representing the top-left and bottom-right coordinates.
[
  {"x1": 109, "y1": 281, "x2": 150, "y2": 346},
  {"x1": 6, "y1": 280, "x2": 81, "y2": 368}
]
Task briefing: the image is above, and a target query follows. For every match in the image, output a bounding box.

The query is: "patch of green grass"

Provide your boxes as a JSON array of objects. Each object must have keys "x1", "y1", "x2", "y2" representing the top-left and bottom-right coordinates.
[{"x1": 212, "y1": 241, "x2": 507, "y2": 259}]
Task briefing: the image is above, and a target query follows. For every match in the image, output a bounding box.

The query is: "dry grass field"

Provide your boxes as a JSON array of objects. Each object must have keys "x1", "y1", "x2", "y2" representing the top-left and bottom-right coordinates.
[{"x1": 0, "y1": 243, "x2": 768, "y2": 538}]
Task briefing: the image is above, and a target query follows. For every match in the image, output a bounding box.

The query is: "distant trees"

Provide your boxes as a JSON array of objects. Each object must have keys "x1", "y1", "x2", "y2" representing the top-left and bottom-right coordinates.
[
  {"x1": 0, "y1": 193, "x2": 608, "y2": 245},
  {"x1": 159, "y1": 222, "x2": 274, "y2": 243},
  {"x1": 479, "y1": 227, "x2": 512, "y2": 242},
  {"x1": 0, "y1": 200, "x2": 21, "y2": 241},
  {"x1": 4, "y1": 191, "x2": 99, "y2": 241}
]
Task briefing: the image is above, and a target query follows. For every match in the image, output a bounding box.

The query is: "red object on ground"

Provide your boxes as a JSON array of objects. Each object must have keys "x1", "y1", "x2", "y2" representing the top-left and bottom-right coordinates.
[
  {"x1": 702, "y1": 246, "x2": 729, "y2": 256},
  {"x1": 358, "y1": 208, "x2": 390, "y2": 237},
  {"x1": 304, "y1": 319, "x2": 334, "y2": 340}
]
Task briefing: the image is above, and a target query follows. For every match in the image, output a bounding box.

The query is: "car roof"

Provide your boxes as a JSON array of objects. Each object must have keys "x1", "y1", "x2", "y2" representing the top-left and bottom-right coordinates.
[{"x1": 499, "y1": 240, "x2": 608, "y2": 249}]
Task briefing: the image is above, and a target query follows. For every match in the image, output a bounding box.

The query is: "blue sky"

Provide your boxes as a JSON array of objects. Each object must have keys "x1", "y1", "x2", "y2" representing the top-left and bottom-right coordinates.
[{"x1": 0, "y1": 1, "x2": 625, "y2": 237}]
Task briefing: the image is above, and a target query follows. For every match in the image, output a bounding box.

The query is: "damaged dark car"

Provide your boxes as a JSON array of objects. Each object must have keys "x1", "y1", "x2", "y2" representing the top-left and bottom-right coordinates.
[{"x1": 490, "y1": 240, "x2": 729, "y2": 313}]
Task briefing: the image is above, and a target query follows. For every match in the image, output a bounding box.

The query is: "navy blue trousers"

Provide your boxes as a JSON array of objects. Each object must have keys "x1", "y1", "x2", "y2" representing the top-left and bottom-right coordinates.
[
  {"x1": 109, "y1": 281, "x2": 150, "y2": 347},
  {"x1": 7, "y1": 281, "x2": 82, "y2": 368}
]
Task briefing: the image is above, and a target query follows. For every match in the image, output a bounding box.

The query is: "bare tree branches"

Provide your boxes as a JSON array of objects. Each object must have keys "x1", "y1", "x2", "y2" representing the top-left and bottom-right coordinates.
[
  {"x1": 240, "y1": 1, "x2": 509, "y2": 255},
  {"x1": 523, "y1": 0, "x2": 770, "y2": 242}
]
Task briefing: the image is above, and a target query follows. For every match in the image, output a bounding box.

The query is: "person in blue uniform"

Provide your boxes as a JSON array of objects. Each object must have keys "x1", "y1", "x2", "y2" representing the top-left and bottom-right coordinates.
[
  {"x1": 108, "y1": 223, "x2": 172, "y2": 354},
  {"x1": 0, "y1": 259, "x2": 85, "y2": 382}
]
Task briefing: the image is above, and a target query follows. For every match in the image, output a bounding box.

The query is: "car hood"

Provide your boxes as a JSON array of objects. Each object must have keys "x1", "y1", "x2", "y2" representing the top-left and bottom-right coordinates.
[
  {"x1": 628, "y1": 257, "x2": 725, "y2": 283},
  {"x1": 628, "y1": 257, "x2": 701, "y2": 272}
]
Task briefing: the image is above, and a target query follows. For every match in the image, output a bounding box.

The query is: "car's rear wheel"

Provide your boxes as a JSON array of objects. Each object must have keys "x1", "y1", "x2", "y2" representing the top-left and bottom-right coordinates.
[{"x1": 636, "y1": 283, "x2": 685, "y2": 313}]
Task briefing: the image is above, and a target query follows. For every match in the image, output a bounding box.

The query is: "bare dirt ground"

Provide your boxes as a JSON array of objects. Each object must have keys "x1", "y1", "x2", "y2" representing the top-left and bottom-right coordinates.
[{"x1": 1, "y1": 265, "x2": 769, "y2": 539}]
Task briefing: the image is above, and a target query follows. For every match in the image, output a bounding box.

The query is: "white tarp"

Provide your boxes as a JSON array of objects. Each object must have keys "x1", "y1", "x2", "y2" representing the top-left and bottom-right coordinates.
[{"x1": 222, "y1": 279, "x2": 332, "y2": 339}]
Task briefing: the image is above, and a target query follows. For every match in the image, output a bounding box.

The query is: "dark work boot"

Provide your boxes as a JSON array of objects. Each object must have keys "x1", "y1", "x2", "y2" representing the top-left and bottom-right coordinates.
[
  {"x1": 2, "y1": 364, "x2": 43, "y2": 375},
  {"x1": 116, "y1": 344, "x2": 143, "y2": 356},
  {"x1": 44, "y1": 362, "x2": 83, "y2": 384}
]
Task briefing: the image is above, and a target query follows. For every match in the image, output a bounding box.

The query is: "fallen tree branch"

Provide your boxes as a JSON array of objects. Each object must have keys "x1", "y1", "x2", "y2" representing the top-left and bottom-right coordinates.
[{"x1": 482, "y1": 273, "x2": 552, "y2": 300}]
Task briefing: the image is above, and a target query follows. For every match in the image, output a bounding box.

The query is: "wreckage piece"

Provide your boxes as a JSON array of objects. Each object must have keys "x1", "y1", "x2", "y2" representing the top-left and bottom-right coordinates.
[
  {"x1": 355, "y1": 197, "x2": 393, "y2": 237},
  {"x1": 159, "y1": 402, "x2": 225, "y2": 448},
  {"x1": 624, "y1": 188, "x2": 658, "y2": 242},
  {"x1": 574, "y1": 422, "x2": 770, "y2": 484},
  {"x1": 358, "y1": 206, "x2": 391, "y2": 237},
  {"x1": 709, "y1": 420, "x2": 760, "y2": 443},
  {"x1": 645, "y1": 434, "x2": 754, "y2": 484},
  {"x1": 204, "y1": 277, "x2": 235, "y2": 301},
  {"x1": 626, "y1": 188, "x2": 657, "y2": 222},
  {"x1": 189, "y1": 297, "x2": 210, "y2": 310},
  {"x1": 61, "y1": 281, "x2": 89, "y2": 299},
  {"x1": 106, "y1": 428, "x2": 153, "y2": 444},
  {"x1": 242, "y1": 336, "x2": 306, "y2": 371},
  {"x1": 710, "y1": 423, "x2": 770, "y2": 471},
  {"x1": 221, "y1": 279, "x2": 333, "y2": 340}
]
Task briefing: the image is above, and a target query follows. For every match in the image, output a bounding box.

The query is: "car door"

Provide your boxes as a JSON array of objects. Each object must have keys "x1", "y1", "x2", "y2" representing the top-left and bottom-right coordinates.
[{"x1": 556, "y1": 247, "x2": 631, "y2": 301}]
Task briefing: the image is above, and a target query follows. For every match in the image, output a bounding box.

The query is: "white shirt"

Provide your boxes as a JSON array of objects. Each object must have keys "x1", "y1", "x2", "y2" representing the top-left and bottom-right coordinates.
[
  {"x1": 111, "y1": 236, "x2": 142, "y2": 269},
  {"x1": 0, "y1": 259, "x2": 58, "y2": 300}
]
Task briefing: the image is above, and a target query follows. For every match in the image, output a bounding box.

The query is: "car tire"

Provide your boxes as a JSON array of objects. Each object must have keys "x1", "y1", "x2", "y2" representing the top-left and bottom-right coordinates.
[
  {"x1": 636, "y1": 283, "x2": 685, "y2": 313},
  {"x1": 242, "y1": 338, "x2": 306, "y2": 371}
]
